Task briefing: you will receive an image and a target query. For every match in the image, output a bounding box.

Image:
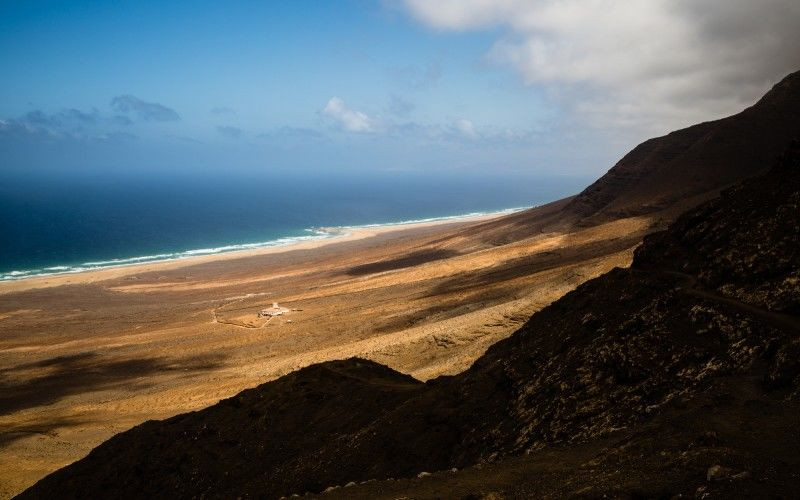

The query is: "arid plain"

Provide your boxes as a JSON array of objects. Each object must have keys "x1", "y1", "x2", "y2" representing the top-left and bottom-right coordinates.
[{"x1": 0, "y1": 208, "x2": 655, "y2": 497}]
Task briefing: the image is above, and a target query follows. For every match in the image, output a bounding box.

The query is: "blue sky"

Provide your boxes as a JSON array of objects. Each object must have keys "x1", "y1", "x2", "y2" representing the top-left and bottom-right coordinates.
[{"x1": 1, "y1": 0, "x2": 798, "y2": 176}]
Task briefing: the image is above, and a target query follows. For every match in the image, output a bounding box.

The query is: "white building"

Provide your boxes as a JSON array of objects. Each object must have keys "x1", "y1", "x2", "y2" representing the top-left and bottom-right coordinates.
[{"x1": 259, "y1": 302, "x2": 290, "y2": 318}]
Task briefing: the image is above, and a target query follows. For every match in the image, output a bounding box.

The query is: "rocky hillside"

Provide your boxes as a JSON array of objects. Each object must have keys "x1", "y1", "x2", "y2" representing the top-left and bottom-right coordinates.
[{"x1": 18, "y1": 140, "x2": 800, "y2": 498}]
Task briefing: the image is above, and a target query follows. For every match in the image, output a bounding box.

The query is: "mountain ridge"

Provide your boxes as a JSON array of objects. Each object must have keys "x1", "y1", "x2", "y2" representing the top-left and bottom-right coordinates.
[
  {"x1": 459, "y1": 70, "x2": 800, "y2": 248},
  {"x1": 564, "y1": 69, "x2": 800, "y2": 223}
]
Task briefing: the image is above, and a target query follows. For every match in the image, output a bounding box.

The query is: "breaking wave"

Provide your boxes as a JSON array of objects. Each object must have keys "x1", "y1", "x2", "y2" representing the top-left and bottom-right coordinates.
[{"x1": 0, "y1": 206, "x2": 529, "y2": 281}]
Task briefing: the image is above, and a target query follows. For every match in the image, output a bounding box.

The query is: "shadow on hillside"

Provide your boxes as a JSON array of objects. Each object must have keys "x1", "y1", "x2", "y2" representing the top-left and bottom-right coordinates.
[
  {"x1": 0, "y1": 416, "x2": 87, "y2": 449},
  {"x1": 427, "y1": 234, "x2": 642, "y2": 298},
  {"x1": 345, "y1": 249, "x2": 460, "y2": 276},
  {"x1": 0, "y1": 352, "x2": 227, "y2": 417}
]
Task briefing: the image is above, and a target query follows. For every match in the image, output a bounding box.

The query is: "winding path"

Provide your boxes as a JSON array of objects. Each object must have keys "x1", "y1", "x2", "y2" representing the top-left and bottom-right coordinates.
[{"x1": 655, "y1": 269, "x2": 800, "y2": 335}]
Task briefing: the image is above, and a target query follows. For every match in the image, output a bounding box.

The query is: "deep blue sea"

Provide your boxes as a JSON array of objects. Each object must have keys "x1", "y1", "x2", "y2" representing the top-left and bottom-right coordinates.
[{"x1": 0, "y1": 169, "x2": 587, "y2": 280}]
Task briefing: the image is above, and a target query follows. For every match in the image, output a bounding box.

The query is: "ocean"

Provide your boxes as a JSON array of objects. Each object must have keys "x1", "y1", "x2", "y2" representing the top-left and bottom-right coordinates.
[{"x1": 0, "y1": 169, "x2": 587, "y2": 280}]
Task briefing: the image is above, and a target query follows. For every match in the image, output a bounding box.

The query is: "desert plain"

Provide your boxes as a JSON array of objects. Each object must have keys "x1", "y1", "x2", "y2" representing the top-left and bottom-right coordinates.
[{"x1": 0, "y1": 207, "x2": 655, "y2": 497}]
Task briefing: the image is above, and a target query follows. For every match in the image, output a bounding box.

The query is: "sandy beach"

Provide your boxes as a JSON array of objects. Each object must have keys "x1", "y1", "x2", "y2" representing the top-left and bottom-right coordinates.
[
  {"x1": 0, "y1": 212, "x2": 509, "y2": 294},
  {"x1": 0, "y1": 208, "x2": 654, "y2": 497}
]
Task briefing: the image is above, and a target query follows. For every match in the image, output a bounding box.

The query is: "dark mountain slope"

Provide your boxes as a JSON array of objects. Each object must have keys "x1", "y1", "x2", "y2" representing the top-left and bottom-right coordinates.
[
  {"x1": 564, "y1": 70, "x2": 800, "y2": 225},
  {"x1": 19, "y1": 141, "x2": 800, "y2": 498},
  {"x1": 24, "y1": 360, "x2": 424, "y2": 497},
  {"x1": 325, "y1": 373, "x2": 800, "y2": 499},
  {"x1": 456, "y1": 70, "x2": 800, "y2": 248}
]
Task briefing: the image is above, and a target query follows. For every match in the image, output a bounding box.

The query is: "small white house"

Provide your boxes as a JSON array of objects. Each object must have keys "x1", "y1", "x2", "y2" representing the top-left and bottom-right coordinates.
[{"x1": 258, "y1": 302, "x2": 290, "y2": 318}]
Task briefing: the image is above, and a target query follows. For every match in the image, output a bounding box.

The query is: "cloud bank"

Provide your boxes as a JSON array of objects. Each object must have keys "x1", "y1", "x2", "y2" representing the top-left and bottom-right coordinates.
[
  {"x1": 217, "y1": 125, "x2": 243, "y2": 139},
  {"x1": 111, "y1": 95, "x2": 180, "y2": 122},
  {"x1": 404, "y1": 0, "x2": 800, "y2": 133},
  {"x1": 0, "y1": 108, "x2": 116, "y2": 142},
  {"x1": 1, "y1": 97, "x2": 181, "y2": 146}
]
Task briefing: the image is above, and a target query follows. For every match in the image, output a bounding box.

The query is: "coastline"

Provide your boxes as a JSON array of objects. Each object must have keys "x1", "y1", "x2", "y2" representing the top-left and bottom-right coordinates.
[
  {"x1": 0, "y1": 208, "x2": 522, "y2": 293},
  {"x1": 0, "y1": 202, "x2": 649, "y2": 498}
]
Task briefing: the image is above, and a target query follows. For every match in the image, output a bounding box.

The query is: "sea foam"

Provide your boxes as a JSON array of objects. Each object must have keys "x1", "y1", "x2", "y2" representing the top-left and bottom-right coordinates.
[{"x1": 0, "y1": 207, "x2": 529, "y2": 281}]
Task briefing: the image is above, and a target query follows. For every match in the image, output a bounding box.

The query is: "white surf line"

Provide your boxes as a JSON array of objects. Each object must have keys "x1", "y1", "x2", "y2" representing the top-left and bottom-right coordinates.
[{"x1": 1, "y1": 207, "x2": 531, "y2": 282}]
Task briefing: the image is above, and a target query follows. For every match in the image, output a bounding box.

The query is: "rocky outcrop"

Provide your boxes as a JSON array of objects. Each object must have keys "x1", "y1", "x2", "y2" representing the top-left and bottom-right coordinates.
[{"x1": 634, "y1": 141, "x2": 800, "y2": 316}]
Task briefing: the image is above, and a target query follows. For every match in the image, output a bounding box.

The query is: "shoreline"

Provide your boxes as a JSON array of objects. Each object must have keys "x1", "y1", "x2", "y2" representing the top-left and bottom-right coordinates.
[
  {"x1": 0, "y1": 208, "x2": 523, "y2": 293},
  {"x1": 0, "y1": 202, "x2": 649, "y2": 498}
]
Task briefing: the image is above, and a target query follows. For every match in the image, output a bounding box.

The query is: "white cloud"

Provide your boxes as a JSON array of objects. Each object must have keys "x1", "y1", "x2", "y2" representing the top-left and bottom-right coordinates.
[
  {"x1": 316, "y1": 96, "x2": 536, "y2": 145},
  {"x1": 404, "y1": 0, "x2": 800, "y2": 134},
  {"x1": 401, "y1": 119, "x2": 538, "y2": 145},
  {"x1": 322, "y1": 97, "x2": 376, "y2": 132},
  {"x1": 453, "y1": 118, "x2": 478, "y2": 140}
]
